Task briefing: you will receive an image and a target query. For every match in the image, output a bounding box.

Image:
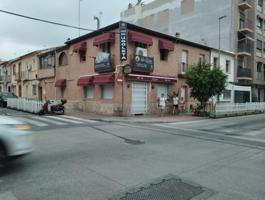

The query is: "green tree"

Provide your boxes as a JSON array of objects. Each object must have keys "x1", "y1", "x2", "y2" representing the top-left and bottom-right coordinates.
[{"x1": 185, "y1": 61, "x2": 227, "y2": 111}]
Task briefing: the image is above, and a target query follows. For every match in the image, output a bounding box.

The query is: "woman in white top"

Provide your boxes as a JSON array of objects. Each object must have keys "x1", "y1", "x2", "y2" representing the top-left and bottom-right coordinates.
[{"x1": 158, "y1": 93, "x2": 167, "y2": 117}]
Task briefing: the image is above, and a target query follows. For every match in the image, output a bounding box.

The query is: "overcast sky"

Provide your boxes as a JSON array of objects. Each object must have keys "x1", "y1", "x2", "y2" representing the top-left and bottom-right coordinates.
[{"x1": 0, "y1": 0, "x2": 153, "y2": 61}]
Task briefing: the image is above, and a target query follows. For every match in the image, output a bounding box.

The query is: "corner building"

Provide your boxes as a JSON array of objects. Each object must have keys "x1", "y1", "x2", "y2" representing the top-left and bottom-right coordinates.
[{"x1": 54, "y1": 21, "x2": 210, "y2": 116}]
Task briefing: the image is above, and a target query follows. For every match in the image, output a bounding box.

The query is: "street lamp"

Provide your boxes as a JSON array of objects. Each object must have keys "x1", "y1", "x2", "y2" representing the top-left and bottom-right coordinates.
[
  {"x1": 218, "y1": 15, "x2": 227, "y2": 67},
  {"x1": 78, "y1": 0, "x2": 83, "y2": 36}
]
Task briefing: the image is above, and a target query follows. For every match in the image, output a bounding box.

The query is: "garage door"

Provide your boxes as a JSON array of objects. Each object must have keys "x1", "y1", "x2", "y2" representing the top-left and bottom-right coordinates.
[{"x1": 131, "y1": 82, "x2": 147, "y2": 114}]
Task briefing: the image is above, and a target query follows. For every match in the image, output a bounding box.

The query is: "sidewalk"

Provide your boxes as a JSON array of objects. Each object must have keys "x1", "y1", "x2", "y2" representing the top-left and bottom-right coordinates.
[{"x1": 66, "y1": 110, "x2": 207, "y2": 123}]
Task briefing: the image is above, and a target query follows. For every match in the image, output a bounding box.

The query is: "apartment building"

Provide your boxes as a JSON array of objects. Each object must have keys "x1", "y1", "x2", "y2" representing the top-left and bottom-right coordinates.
[
  {"x1": 0, "y1": 61, "x2": 12, "y2": 92},
  {"x1": 121, "y1": 0, "x2": 265, "y2": 102},
  {"x1": 10, "y1": 51, "x2": 40, "y2": 99},
  {"x1": 53, "y1": 21, "x2": 210, "y2": 115},
  {"x1": 210, "y1": 49, "x2": 251, "y2": 103},
  {"x1": 37, "y1": 48, "x2": 57, "y2": 101}
]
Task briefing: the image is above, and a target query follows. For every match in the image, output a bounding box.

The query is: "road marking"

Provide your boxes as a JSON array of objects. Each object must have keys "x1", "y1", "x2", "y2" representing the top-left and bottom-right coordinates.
[
  {"x1": 29, "y1": 116, "x2": 67, "y2": 125},
  {"x1": 244, "y1": 129, "x2": 265, "y2": 136},
  {"x1": 45, "y1": 116, "x2": 84, "y2": 124},
  {"x1": 0, "y1": 191, "x2": 18, "y2": 200},
  {"x1": 19, "y1": 118, "x2": 48, "y2": 127},
  {"x1": 60, "y1": 115, "x2": 97, "y2": 123}
]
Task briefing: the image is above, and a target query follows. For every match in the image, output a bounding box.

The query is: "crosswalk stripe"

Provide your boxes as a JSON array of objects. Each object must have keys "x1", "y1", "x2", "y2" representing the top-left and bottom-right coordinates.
[
  {"x1": 29, "y1": 116, "x2": 67, "y2": 125},
  {"x1": 18, "y1": 118, "x2": 48, "y2": 127},
  {"x1": 60, "y1": 115, "x2": 97, "y2": 123},
  {"x1": 45, "y1": 116, "x2": 84, "y2": 124}
]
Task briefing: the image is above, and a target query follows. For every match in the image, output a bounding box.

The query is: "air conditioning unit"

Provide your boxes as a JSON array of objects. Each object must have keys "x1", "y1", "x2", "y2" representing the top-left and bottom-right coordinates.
[
  {"x1": 27, "y1": 65, "x2": 32, "y2": 71},
  {"x1": 135, "y1": 47, "x2": 147, "y2": 57}
]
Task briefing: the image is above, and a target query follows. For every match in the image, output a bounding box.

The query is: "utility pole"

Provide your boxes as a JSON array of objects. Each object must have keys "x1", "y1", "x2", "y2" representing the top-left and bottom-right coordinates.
[
  {"x1": 218, "y1": 15, "x2": 227, "y2": 67},
  {"x1": 78, "y1": 0, "x2": 83, "y2": 36}
]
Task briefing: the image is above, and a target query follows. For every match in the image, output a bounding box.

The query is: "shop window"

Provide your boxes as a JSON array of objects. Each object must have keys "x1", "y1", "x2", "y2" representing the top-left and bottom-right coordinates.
[
  {"x1": 84, "y1": 86, "x2": 94, "y2": 99},
  {"x1": 157, "y1": 84, "x2": 168, "y2": 98},
  {"x1": 160, "y1": 49, "x2": 168, "y2": 61},
  {"x1": 101, "y1": 85, "x2": 113, "y2": 99},
  {"x1": 59, "y1": 52, "x2": 68, "y2": 66},
  {"x1": 223, "y1": 90, "x2": 231, "y2": 100},
  {"x1": 79, "y1": 50, "x2": 86, "y2": 62}
]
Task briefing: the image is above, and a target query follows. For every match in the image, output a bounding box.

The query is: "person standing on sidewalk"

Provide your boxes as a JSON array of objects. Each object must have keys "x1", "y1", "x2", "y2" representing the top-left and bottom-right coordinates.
[
  {"x1": 158, "y1": 93, "x2": 167, "y2": 117},
  {"x1": 179, "y1": 97, "x2": 186, "y2": 113},
  {"x1": 172, "y1": 92, "x2": 179, "y2": 115}
]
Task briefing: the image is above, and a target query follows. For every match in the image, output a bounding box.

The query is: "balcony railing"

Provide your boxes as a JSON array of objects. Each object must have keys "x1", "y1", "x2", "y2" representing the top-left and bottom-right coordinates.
[
  {"x1": 38, "y1": 67, "x2": 55, "y2": 79},
  {"x1": 237, "y1": 67, "x2": 252, "y2": 79},
  {"x1": 239, "y1": 19, "x2": 253, "y2": 34},
  {"x1": 15, "y1": 73, "x2": 20, "y2": 81},
  {"x1": 238, "y1": 0, "x2": 252, "y2": 11},
  {"x1": 20, "y1": 71, "x2": 29, "y2": 81},
  {"x1": 237, "y1": 38, "x2": 252, "y2": 56},
  {"x1": 5, "y1": 75, "x2": 11, "y2": 82}
]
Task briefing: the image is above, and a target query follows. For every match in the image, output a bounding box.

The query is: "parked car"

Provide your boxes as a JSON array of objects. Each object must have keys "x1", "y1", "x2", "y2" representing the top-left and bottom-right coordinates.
[
  {"x1": 0, "y1": 92, "x2": 17, "y2": 107},
  {"x1": 0, "y1": 116, "x2": 33, "y2": 168}
]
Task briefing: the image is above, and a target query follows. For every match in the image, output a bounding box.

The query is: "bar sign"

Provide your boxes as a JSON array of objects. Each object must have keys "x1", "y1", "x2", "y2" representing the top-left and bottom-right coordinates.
[{"x1": 120, "y1": 22, "x2": 127, "y2": 61}]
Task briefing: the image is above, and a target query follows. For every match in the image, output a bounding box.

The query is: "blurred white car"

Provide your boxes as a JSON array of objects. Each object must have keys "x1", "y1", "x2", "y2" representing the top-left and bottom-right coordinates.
[{"x1": 0, "y1": 116, "x2": 33, "y2": 168}]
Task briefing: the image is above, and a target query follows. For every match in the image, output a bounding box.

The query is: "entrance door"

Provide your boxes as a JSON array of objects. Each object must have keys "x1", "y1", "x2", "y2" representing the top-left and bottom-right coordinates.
[
  {"x1": 38, "y1": 87, "x2": 43, "y2": 101},
  {"x1": 131, "y1": 82, "x2": 147, "y2": 114},
  {"x1": 18, "y1": 85, "x2": 22, "y2": 97}
]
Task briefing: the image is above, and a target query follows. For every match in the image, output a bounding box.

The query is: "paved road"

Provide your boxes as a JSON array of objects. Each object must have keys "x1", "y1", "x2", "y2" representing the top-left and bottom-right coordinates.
[
  {"x1": 0, "y1": 109, "x2": 265, "y2": 200},
  {"x1": 154, "y1": 114, "x2": 265, "y2": 147}
]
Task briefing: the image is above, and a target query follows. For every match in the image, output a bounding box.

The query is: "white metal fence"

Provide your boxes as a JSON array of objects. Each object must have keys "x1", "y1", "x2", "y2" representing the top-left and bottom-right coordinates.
[
  {"x1": 215, "y1": 102, "x2": 265, "y2": 115},
  {"x1": 7, "y1": 98, "x2": 43, "y2": 114}
]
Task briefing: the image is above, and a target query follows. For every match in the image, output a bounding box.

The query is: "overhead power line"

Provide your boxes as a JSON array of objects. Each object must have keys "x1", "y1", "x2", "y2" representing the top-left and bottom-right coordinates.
[{"x1": 0, "y1": 9, "x2": 95, "y2": 31}]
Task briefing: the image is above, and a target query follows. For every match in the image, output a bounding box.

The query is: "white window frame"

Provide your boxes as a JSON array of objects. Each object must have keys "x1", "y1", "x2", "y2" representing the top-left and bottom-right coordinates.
[
  {"x1": 101, "y1": 85, "x2": 113, "y2": 99},
  {"x1": 84, "y1": 86, "x2": 94, "y2": 99},
  {"x1": 157, "y1": 84, "x2": 169, "y2": 98}
]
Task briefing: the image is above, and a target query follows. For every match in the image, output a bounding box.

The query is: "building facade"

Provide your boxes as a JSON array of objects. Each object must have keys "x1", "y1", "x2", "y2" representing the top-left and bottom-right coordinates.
[
  {"x1": 121, "y1": 0, "x2": 265, "y2": 102},
  {"x1": 10, "y1": 51, "x2": 40, "y2": 99},
  {"x1": 52, "y1": 22, "x2": 210, "y2": 115},
  {"x1": 0, "y1": 61, "x2": 12, "y2": 93},
  {"x1": 210, "y1": 49, "x2": 251, "y2": 103}
]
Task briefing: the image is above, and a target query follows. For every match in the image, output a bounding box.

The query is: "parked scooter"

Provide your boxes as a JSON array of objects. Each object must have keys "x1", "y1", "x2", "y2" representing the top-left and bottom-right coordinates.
[{"x1": 39, "y1": 99, "x2": 67, "y2": 115}]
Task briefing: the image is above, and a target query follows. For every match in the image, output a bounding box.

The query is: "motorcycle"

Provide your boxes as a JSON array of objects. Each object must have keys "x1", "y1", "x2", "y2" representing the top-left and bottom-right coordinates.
[{"x1": 39, "y1": 99, "x2": 67, "y2": 115}]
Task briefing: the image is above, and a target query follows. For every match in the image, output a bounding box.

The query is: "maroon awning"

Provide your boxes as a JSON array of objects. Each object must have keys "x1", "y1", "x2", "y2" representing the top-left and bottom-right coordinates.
[
  {"x1": 126, "y1": 74, "x2": 177, "y2": 84},
  {"x1": 77, "y1": 76, "x2": 94, "y2": 86},
  {"x1": 93, "y1": 33, "x2": 115, "y2": 46},
  {"x1": 128, "y1": 31, "x2": 153, "y2": 46},
  {"x1": 55, "y1": 79, "x2": 66, "y2": 87},
  {"x1": 93, "y1": 74, "x2": 114, "y2": 84},
  {"x1": 73, "y1": 42, "x2": 86, "y2": 52},
  {"x1": 159, "y1": 40, "x2": 174, "y2": 51}
]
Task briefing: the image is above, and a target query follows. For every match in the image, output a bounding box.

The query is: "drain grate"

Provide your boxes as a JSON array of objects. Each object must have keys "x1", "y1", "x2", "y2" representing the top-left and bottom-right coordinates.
[{"x1": 113, "y1": 178, "x2": 205, "y2": 200}]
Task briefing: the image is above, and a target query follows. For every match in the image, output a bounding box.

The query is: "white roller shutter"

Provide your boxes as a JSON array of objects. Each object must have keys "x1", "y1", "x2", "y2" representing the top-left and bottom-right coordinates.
[{"x1": 131, "y1": 82, "x2": 147, "y2": 114}]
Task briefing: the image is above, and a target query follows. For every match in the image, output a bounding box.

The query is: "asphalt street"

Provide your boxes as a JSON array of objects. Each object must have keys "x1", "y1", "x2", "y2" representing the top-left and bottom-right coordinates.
[{"x1": 0, "y1": 109, "x2": 265, "y2": 200}]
